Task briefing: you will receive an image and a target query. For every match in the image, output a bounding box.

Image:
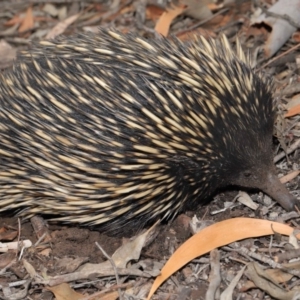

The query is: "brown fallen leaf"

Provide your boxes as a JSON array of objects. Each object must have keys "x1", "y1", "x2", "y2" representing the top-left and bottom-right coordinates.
[
  {"x1": 46, "y1": 14, "x2": 80, "y2": 40},
  {"x1": 48, "y1": 283, "x2": 84, "y2": 300},
  {"x1": 146, "y1": 5, "x2": 164, "y2": 22},
  {"x1": 280, "y1": 170, "x2": 300, "y2": 184},
  {"x1": 90, "y1": 291, "x2": 119, "y2": 300},
  {"x1": 285, "y1": 103, "x2": 300, "y2": 117},
  {"x1": 0, "y1": 228, "x2": 18, "y2": 241},
  {"x1": 155, "y1": 4, "x2": 187, "y2": 37},
  {"x1": 147, "y1": 218, "x2": 297, "y2": 299},
  {"x1": 0, "y1": 40, "x2": 17, "y2": 69},
  {"x1": 0, "y1": 252, "x2": 16, "y2": 268},
  {"x1": 19, "y1": 6, "x2": 34, "y2": 33},
  {"x1": 4, "y1": 14, "x2": 22, "y2": 26},
  {"x1": 264, "y1": 268, "x2": 294, "y2": 284}
]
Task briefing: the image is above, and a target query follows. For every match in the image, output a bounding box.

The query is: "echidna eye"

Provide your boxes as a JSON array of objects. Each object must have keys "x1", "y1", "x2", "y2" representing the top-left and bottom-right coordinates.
[{"x1": 244, "y1": 172, "x2": 252, "y2": 178}]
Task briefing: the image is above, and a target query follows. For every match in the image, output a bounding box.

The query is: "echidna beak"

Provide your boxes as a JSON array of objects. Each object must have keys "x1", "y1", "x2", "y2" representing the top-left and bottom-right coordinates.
[{"x1": 262, "y1": 172, "x2": 298, "y2": 211}]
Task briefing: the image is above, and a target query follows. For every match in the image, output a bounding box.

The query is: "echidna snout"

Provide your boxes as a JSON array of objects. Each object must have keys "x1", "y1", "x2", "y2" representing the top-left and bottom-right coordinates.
[
  {"x1": 263, "y1": 171, "x2": 297, "y2": 211},
  {"x1": 230, "y1": 164, "x2": 296, "y2": 211}
]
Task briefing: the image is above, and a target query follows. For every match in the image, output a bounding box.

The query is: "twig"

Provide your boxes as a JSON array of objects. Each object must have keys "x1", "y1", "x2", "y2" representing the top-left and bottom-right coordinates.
[
  {"x1": 258, "y1": 42, "x2": 300, "y2": 71},
  {"x1": 175, "y1": 8, "x2": 229, "y2": 36},
  {"x1": 205, "y1": 249, "x2": 221, "y2": 300},
  {"x1": 274, "y1": 139, "x2": 300, "y2": 163},
  {"x1": 95, "y1": 242, "x2": 123, "y2": 300}
]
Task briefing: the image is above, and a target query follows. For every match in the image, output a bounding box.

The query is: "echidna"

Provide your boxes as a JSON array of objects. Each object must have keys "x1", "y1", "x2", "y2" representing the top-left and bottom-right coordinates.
[{"x1": 0, "y1": 29, "x2": 297, "y2": 229}]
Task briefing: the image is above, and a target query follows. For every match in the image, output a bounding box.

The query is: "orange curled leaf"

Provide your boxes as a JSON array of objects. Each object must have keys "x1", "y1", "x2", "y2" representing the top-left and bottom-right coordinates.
[
  {"x1": 155, "y1": 4, "x2": 187, "y2": 37},
  {"x1": 285, "y1": 103, "x2": 300, "y2": 117},
  {"x1": 147, "y1": 218, "x2": 296, "y2": 299}
]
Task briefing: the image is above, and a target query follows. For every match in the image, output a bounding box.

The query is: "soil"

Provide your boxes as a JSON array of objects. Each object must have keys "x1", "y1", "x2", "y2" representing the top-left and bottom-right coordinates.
[{"x1": 1, "y1": 188, "x2": 298, "y2": 299}]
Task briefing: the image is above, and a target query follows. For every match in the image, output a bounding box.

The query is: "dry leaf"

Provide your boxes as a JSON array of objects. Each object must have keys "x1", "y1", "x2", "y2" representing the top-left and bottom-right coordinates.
[
  {"x1": 147, "y1": 218, "x2": 297, "y2": 299},
  {"x1": 89, "y1": 291, "x2": 119, "y2": 300},
  {"x1": 220, "y1": 266, "x2": 246, "y2": 300},
  {"x1": 46, "y1": 14, "x2": 79, "y2": 40},
  {"x1": 183, "y1": 0, "x2": 213, "y2": 20},
  {"x1": 19, "y1": 6, "x2": 34, "y2": 33},
  {"x1": 146, "y1": 5, "x2": 164, "y2": 21},
  {"x1": 0, "y1": 252, "x2": 16, "y2": 268},
  {"x1": 236, "y1": 191, "x2": 259, "y2": 210},
  {"x1": 0, "y1": 227, "x2": 18, "y2": 241},
  {"x1": 245, "y1": 262, "x2": 300, "y2": 298},
  {"x1": 285, "y1": 103, "x2": 300, "y2": 117},
  {"x1": 265, "y1": 268, "x2": 293, "y2": 284},
  {"x1": 279, "y1": 170, "x2": 300, "y2": 184},
  {"x1": 155, "y1": 4, "x2": 187, "y2": 37},
  {"x1": 4, "y1": 15, "x2": 22, "y2": 26},
  {"x1": 48, "y1": 283, "x2": 84, "y2": 300},
  {"x1": 23, "y1": 259, "x2": 37, "y2": 278}
]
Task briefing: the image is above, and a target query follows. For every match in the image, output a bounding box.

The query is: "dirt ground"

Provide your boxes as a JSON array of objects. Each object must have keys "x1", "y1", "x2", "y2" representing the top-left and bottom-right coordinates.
[
  {"x1": 1, "y1": 186, "x2": 299, "y2": 299},
  {"x1": 0, "y1": 1, "x2": 299, "y2": 299}
]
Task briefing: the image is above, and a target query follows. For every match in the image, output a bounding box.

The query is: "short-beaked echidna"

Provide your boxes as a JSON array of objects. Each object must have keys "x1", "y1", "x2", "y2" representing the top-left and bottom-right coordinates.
[{"x1": 0, "y1": 29, "x2": 297, "y2": 229}]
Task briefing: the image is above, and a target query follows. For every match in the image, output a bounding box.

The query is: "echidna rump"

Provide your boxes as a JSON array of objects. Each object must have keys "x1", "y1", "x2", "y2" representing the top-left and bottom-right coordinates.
[{"x1": 0, "y1": 29, "x2": 297, "y2": 229}]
